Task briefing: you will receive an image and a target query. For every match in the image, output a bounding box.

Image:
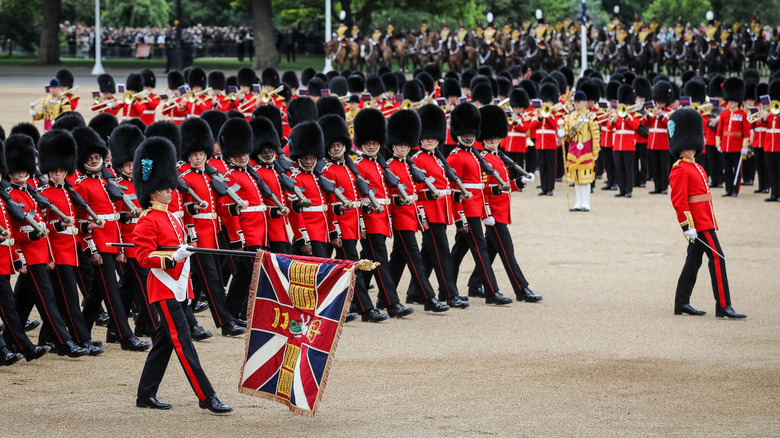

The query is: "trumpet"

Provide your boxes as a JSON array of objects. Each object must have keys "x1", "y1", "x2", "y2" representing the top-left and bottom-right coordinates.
[
  {"x1": 123, "y1": 90, "x2": 147, "y2": 105},
  {"x1": 770, "y1": 101, "x2": 780, "y2": 115},
  {"x1": 747, "y1": 109, "x2": 763, "y2": 124},
  {"x1": 60, "y1": 86, "x2": 78, "y2": 97},
  {"x1": 90, "y1": 98, "x2": 120, "y2": 112},
  {"x1": 259, "y1": 85, "x2": 284, "y2": 103},
  {"x1": 161, "y1": 95, "x2": 186, "y2": 113},
  {"x1": 497, "y1": 97, "x2": 511, "y2": 110},
  {"x1": 616, "y1": 103, "x2": 642, "y2": 118},
  {"x1": 186, "y1": 87, "x2": 212, "y2": 103}
]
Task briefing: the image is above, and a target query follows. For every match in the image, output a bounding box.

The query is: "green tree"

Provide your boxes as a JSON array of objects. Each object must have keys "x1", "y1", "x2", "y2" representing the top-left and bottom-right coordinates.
[
  {"x1": 38, "y1": 0, "x2": 62, "y2": 64},
  {"x1": 0, "y1": 0, "x2": 42, "y2": 55},
  {"x1": 104, "y1": 0, "x2": 170, "y2": 28},
  {"x1": 645, "y1": 0, "x2": 711, "y2": 27},
  {"x1": 709, "y1": 0, "x2": 780, "y2": 27}
]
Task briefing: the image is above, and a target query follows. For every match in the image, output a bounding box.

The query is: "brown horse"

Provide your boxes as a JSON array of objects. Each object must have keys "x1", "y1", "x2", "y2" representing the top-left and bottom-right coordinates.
[
  {"x1": 324, "y1": 39, "x2": 358, "y2": 70},
  {"x1": 446, "y1": 35, "x2": 464, "y2": 72},
  {"x1": 359, "y1": 39, "x2": 381, "y2": 73}
]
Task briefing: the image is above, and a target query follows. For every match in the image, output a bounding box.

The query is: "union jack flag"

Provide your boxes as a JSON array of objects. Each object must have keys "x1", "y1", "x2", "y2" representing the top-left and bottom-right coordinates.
[{"x1": 238, "y1": 250, "x2": 357, "y2": 416}]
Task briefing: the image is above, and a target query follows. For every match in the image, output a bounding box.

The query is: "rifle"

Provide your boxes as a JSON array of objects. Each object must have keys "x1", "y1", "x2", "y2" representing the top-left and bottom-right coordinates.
[
  {"x1": 26, "y1": 183, "x2": 72, "y2": 224},
  {"x1": 273, "y1": 161, "x2": 311, "y2": 207},
  {"x1": 375, "y1": 154, "x2": 413, "y2": 204},
  {"x1": 177, "y1": 179, "x2": 208, "y2": 209},
  {"x1": 245, "y1": 165, "x2": 290, "y2": 215},
  {"x1": 204, "y1": 164, "x2": 245, "y2": 210},
  {"x1": 313, "y1": 159, "x2": 353, "y2": 209},
  {"x1": 472, "y1": 148, "x2": 510, "y2": 191},
  {"x1": 64, "y1": 179, "x2": 104, "y2": 226},
  {"x1": 100, "y1": 167, "x2": 140, "y2": 214},
  {"x1": 343, "y1": 156, "x2": 382, "y2": 212},
  {"x1": 405, "y1": 156, "x2": 439, "y2": 194},
  {"x1": 433, "y1": 147, "x2": 470, "y2": 195},
  {"x1": 0, "y1": 181, "x2": 46, "y2": 237},
  {"x1": 496, "y1": 149, "x2": 532, "y2": 178}
]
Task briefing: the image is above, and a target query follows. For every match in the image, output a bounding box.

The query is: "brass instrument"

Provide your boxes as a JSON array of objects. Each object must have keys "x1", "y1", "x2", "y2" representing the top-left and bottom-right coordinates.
[
  {"x1": 187, "y1": 87, "x2": 212, "y2": 103},
  {"x1": 90, "y1": 98, "x2": 120, "y2": 112},
  {"x1": 497, "y1": 97, "x2": 511, "y2": 110},
  {"x1": 770, "y1": 101, "x2": 780, "y2": 115},
  {"x1": 161, "y1": 95, "x2": 185, "y2": 113},
  {"x1": 337, "y1": 94, "x2": 352, "y2": 102},
  {"x1": 747, "y1": 110, "x2": 762, "y2": 124},
  {"x1": 258, "y1": 85, "x2": 284, "y2": 104},
  {"x1": 400, "y1": 99, "x2": 414, "y2": 110},
  {"x1": 123, "y1": 90, "x2": 147, "y2": 105}
]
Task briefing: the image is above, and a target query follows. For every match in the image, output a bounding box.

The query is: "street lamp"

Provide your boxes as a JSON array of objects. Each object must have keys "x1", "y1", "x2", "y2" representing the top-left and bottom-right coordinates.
[
  {"x1": 323, "y1": 0, "x2": 333, "y2": 73},
  {"x1": 91, "y1": 0, "x2": 104, "y2": 75}
]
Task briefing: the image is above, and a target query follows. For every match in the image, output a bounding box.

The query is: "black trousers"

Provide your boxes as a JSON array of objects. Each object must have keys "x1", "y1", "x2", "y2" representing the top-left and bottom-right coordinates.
[
  {"x1": 506, "y1": 152, "x2": 526, "y2": 177},
  {"x1": 526, "y1": 146, "x2": 537, "y2": 174},
  {"x1": 48, "y1": 265, "x2": 92, "y2": 344},
  {"x1": 81, "y1": 252, "x2": 133, "y2": 340},
  {"x1": 450, "y1": 217, "x2": 500, "y2": 297},
  {"x1": 15, "y1": 264, "x2": 73, "y2": 347},
  {"x1": 218, "y1": 228, "x2": 239, "y2": 287},
  {"x1": 388, "y1": 230, "x2": 436, "y2": 301},
  {"x1": 0, "y1": 275, "x2": 34, "y2": 351},
  {"x1": 538, "y1": 149, "x2": 556, "y2": 193},
  {"x1": 137, "y1": 299, "x2": 215, "y2": 401},
  {"x1": 648, "y1": 149, "x2": 670, "y2": 192},
  {"x1": 766, "y1": 151, "x2": 780, "y2": 199},
  {"x1": 555, "y1": 146, "x2": 565, "y2": 179},
  {"x1": 634, "y1": 142, "x2": 648, "y2": 186},
  {"x1": 120, "y1": 258, "x2": 158, "y2": 331},
  {"x1": 225, "y1": 245, "x2": 261, "y2": 320},
  {"x1": 722, "y1": 151, "x2": 742, "y2": 195},
  {"x1": 706, "y1": 145, "x2": 723, "y2": 186},
  {"x1": 269, "y1": 240, "x2": 292, "y2": 255},
  {"x1": 752, "y1": 147, "x2": 768, "y2": 190},
  {"x1": 467, "y1": 222, "x2": 529, "y2": 296},
  {"x1": 742, "y1": 154, "x2": 755, "y2": 183},
  {"x1": 408, "y1": 223, "x2": 460, "y2": 301},
  {"x1": 190, "y1": 253, "x2": 232, "y2": 328},
  {"x1": 360, "y1": 233, "x2": 401, "y2": 307},
  {"x1": 675, "y1": 229, "x2": 731, "y2": 308},
  {"x1": 333, "y1": 239, "x2": 374, "y2": 313},
  {"x1": 601, "y1": 147, "x2": 615, "y2": 187},
  {"x1": 613, "y1": 150, "x2": 635, "y2": 195}
]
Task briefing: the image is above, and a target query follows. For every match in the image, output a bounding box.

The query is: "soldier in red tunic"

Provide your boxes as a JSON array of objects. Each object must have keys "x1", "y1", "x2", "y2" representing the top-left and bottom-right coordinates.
[
  {"x1": 646, "y1": 81, "x2": 674, "y2": 194},
  {"x1": 133, "y1": 136, "x2": 233, "y2": 413},
  {"x1": 139, "y1": 69, "x2": 160, "y2": 126},
  {"x1": 611, "y1": 85, "x2": 641, "y2": 197},
  {"x1": 716, "y1": 77, "x2": 750, "y2": 196},
  {"x1": 668, "y1": 109, "x2": 745, "y2": 318},
  {"x1": 763, "y1": 80, "x2": 780, "y2": 201},
  {"x1": 161, "y1": 71, "x2": 188, "y2": 126}
]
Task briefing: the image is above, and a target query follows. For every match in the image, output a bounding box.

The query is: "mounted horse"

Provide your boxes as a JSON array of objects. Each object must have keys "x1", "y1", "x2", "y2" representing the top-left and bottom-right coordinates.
[
  {"x1": 381, "y1": 34, "x2": 406, "y2": 71},
  {"x1": 478, "y1": 33, "x2": 504, "y2": 71},
  {"x1": 418, "y1": 31, "x2": 445, "y2": 68},
  {"x1": 324, "y1": 39, "x2": 358, "y2": 70},
  {"x1": 358, "y1": 39, "x2": 381, "y2": 73},
  {"x1": 445, "y1": 35, "x2": 464, "y2": 72},
  {"x1": 626, "y1": 34, "x2": 655, "y2": 76}
]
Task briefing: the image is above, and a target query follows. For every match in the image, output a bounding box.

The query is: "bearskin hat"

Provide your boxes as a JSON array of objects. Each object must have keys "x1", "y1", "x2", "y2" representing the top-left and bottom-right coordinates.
[
  {"x1": 287, "y1": 96, "x2": 318, "y2": 128},
  {"x1": 307, "y1": 77, "x2": 325, "y2": 97},
  {"x1": 200, "y1": 110, "x2": 228, "y2": 142},
  {"x1": 381, "y1": 72, "x2": 399, "y2": 94},
  {"x1": 261, "y1": 68, "x2": 280, "y2": 88},
  {"x1": 605, "y1": 81, "x2": 621, "y2": 101},
  {"x1": 132, "y1": 137, "x2": 179, "y2": 209},
  {"x1": 621, "y1": 71, "x2": 636, "y2": 85},
  {"x1": 450, "y1": 102, "x2": 481, "y2": 138},
  {"x1": 743, "y1": 68, "x2": 760, "y2": 84},
  {"x1": 632, "y1": 77, "x2": 652, "y2": 100},
  {"x1": 87, "y1": 113, "x2": 118, "y2": 143},
  {"x1": 423, "y1": 62, "x2": 442, "y2": 81},
  {"x1": 329, "y1": 76, "x2": 348, "y2": 97},
  {"x1": 402, "y1": 80, "x2": 424, "y2": 102},
  {"x1": 377, "y1": 66, "x2": 392, "y2": 76},
  {"x1": 539, "y1": 82, "x2": 560, "y2": 103},
  {"x1": 417, "y1": 104, "x2": 447, "y2": 144},
  {"x1": 50, "y1": 112, "x2": 85, "y2": 134},
  {"x1": 366, "y1": 75, "x2": 385, "y2": 97},
  {"x1": 140, "y1": 69, "x2": 156, "y2": 88},
  {"x1": 0, "y1": 124, "x2": 5, "y2": 142},
  {"x1": 617, "y1": 84, "x2": 636, "y2": 105},
  {"x1": 549, "y1": 71, "x2": 568, "y2": 94},
  {"x1": 681, "y1": 70, "x2": 696, "y2": 85},
  {"x1": 469, "y1": 74, "x2": 490, "y2": 92},
  {"x1": 315, "y1": 96, "x2": 344, "y2": 121},
  {"x1": 670, "y1": 82, "x2": 680, "y2": 102},
  {"x1": 227, "y1": 109, "x2": 244, "y2": 119},
  {"x1": 459, "y1": 69, "x2": 475, "y2": 90},
  {"x1": 579, "y1": 80, "x2": 601, "y2": 102},
  {"x1": 98, "y1": 74, "x2": 116, "y2": 94},
  {"x1": 237, "y1": 67, "x2": 256, "y2": 88},
  {"x1": 208, "y1": 70, "x2": 226, "y2": 90},
  {"x1": 518, "y1": 79, "x2": 539, "y2": 99},
  {"x1": 415, "y1": 72, "x2": 435, "y2": 94},
  {"x1": 529, "y1": 70, "x2": 547, "y2": 84},
  {"x1": 497, "y1": 77, "x2": 511, "y2": 98},
  {"x1": 347, "y1": 75, "x2": 365, "y2": 94},
  {"x1": 126, "y1": 73, "x2": 144, "y2": 93},
  {"x1": 769, "y1": 80, "x2": 780, "y2": 101},
  {"x1": 37, "y1": 129, "x2": 77, "y2": 174},
  {"x1": 683, "y1": 79, "x2": 707, "y2": 104},
  {"x1": 180, "y1": 117, "x2": 214, "y2": 161},
  {"x1": 393, "y1": 71, "x2": 406, "y2": 91},
  {"x1": 282, "y1": 70, "x2": 299, "y2": 90},
  {"x1": 219, "y1": 117, "x2": 253, "y2": 158},
  {"x1": 326, "y1": 70, "x2": 340, "y2": 82},
  {"x1": 187, "y1": 67, "x2": 206, "y2": 89},
  {"x1": 509, "y1": 87, "x2": 530, "y2": 109},
  {"x1": 744, "y1": 80, "x2": 758, "y2": 102},
  {"x1": 10, "y1": 122, "x2": 40, "y2": 147},
  {"x1": 226, "y1": 75, "x2": 238, "y2": 89},
  {"x1": 4, "y1": 134, "x2": 37, "y2": 176},
  {"x1": 757, "y1": 82, "x2": 768, "y2": 100},
  {"x1": 301, "y1": 67, "x2": 316, "y2": 87},
  {"x1": 668, "y1": 108, "x2": 703, "y2": 157},
  {"x1": 250, "y1": 116, "x2": 281, "y2": 158},
  {"x1": 653, "y1": 81, "x2": 674, "y2": 106},
  {"x1": 353, "y1": 108, "x2": 386, "y2": 148},
  {"x1": 559, "y1": 66, "x2": 575, "y2": 89},
  {"x1": 166, "y1": 70, "x2": 185, "y2": 91},
  {"x1": 121, "y1": 117, "x2": 146, "y2": 132},
  {"x1": 478, "y1": 105, "x2": 508, "y2": 142},
  {"x1": 708, "y1": 74, "x2": 725, "y2": 98},
  {"x1": 319, "y1": 114, "x2": 351, "y2": 152},
  {"x1": 72, "y1": 126, "x2": 108, "y2": 171},
  {"x1": 722, "y1": 77, "x2": 745, "y2": 103},
  {"x1": 469, "y1": 83, "x2": 492, "y2": 105},
  {"x1": 252, "y1": 105, "x2": 284, "y2": 142},
  {"x1": 441, "y1": 78, "x2": 461, "y2": 99},
  {"x1": 288, "y1": 121, "x2": 325, "y2": 160},
  {"x1": 56, "y1": 69, "x2": 74, "y2": 88},
  {"x1": 108, "y1": 124, "x2": 145, "y2": 166},
  {"x1": 387, "y1": 110, "x2": 421, "y2": 148},
  {"x1": 145, "y1": 121, "x2": 181, "y2": 155}
]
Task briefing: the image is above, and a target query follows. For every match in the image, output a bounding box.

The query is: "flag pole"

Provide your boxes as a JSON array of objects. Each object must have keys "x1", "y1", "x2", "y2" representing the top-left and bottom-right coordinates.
[{"x1": 580, "y1": 0, "x2": 587, "y2": 77}]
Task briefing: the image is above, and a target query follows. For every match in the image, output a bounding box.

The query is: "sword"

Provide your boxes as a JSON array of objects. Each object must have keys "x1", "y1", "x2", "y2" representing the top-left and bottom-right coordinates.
[
  {"x1": 692, "y1": 236, "x2": 727, "y2": 260},
  {"x1": 107, "y1": 242, "x2": 257, "y2": 258},
  {"x1": 733, "y1": 154, "x2": 743, "y2": 188}
]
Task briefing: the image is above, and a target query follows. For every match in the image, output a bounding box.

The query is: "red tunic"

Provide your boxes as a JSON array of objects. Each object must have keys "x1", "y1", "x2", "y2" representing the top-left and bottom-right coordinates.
[
  {"x1": 179, "y1": 164, "x2": 220, "y2": 249},
  {"x1": 321, "y1": 160, "x2": 361, "y2": 241},
  {"x1": 611, "y1": 115, "x2": 641, "y2": 152},
  {"x1": 161, "y1": 97, "x2": 187, "y2": 125},
  {"x1": 387, "y1": 156, "x2": 422, "y2": 232},
  {"x1": 255, "y1": 163, "x2": 290, "y2": 243},
  {"x1": 115, "y1": 175, "x2": 140, "y2": 258},
  {"x1": 41, "y1": 183, "x2": 79, "y2": 266},
  {"x1": 0, "y1": 199, "x2": 19, "y2": 275},
  {"x1": 355, "y1": 156, "x2": 392, "y2": 236},
  {"x1": 670, "y1": 158, "x2": 717, "y2": 232},
  {"x1": 703, "y1": 113, "x2": 717, "y2": 146},
  {"x1": 8, "y1": 184, "x2": 52, "y2": 265},
  {"x1": 502, "y1": 117, "x2": 531, "y2": 153},
  {"x1": 765, "y1": 114, "x2": 780, "y2": 153},
  {"x1": 73, "y1": 173, "x2": 122, "y2": 254},
  {"x1": 716, "y1": 109, "x2": 750, "y2": 152},
  {"x1": 481, "y1": 151, "x2": 522, "y2": 224},
  {"x1": 118, "y1": 99, "x2": 148, "y2": 122},
  {"x1": 140, "y1": 93, "x2": 160, "y2": 126},
  {"x1": 447, "y1": 146, "x2": 488, "y2": 219},
  {"x1": 222, "y1": 166, "x2": 268, "y2": 247},
  {"x1": 134, "y1": 203, "x2": 193, "y2": 304},
  {"x1": 527, "y1": 116, "x2": 561, "y2": 150},
  {"x1": 288, "y1": 168, "x2": 330, "y2": 243},
  {"x1": 647, "y1": 112, "x2": 670, "y2": 151},
  {"x1": 412, "y1": 150, "x2": 453, "y2": 225}
]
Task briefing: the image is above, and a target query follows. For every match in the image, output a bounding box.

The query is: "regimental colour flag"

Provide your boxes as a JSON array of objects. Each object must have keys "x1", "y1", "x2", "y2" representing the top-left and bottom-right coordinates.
[{"x1": 238, "y1": 250, "x2": 358, "y2": 416}]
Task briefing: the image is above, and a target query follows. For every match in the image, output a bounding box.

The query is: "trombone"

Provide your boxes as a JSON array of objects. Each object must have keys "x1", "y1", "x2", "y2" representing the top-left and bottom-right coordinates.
[
  {"x1": 616, "y1": 102, "x2": 642, "y2": 118},
  {"x1": 90, "y1": 97, "x2": 120, "y2": 112},
  {"x1": 259, "y1": 85, "x2": 284, "y2": 103}
]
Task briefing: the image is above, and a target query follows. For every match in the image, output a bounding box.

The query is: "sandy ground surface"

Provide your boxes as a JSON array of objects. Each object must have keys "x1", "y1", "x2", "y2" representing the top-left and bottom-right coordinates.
[{"x1": 1, "y1": 72, "x2": 779, "y2": 437}]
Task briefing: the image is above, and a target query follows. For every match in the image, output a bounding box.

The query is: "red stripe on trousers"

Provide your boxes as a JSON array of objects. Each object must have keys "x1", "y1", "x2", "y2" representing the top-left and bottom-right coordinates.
[
  {"x1": 160, "y1": 300, "x2": 206, "y2": 401},
  {"x1": 704, "y1": 231, "x2": 727, "y2": 308}
]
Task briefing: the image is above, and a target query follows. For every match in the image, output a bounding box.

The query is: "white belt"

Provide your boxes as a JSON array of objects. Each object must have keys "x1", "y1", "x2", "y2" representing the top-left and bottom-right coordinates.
[
  {"x1": 242, "y1": 205, "x2": 267, "y2": 213},
  {"x1": 130, "y1": 218, "x2": 139, "y2": 224},
  {"x1": 169, "y1": 116, "x2": 185, "y2": 121},
  {"x1": 20, "y1": 225, "x2": 44, "y2": 233},
  {"x1": 462, "y1": 183, "x2": 484, "y2": 189},
  {"x1": 536, "y1": 129, "x2": 556, "y2": 135},
  {"x1": 332, "y1": 201, "x2": 361, "y2": 209},
  {"x1": 507, "y1": 132, "x2": 526, "y2": 137},
  {"x1": 649, "y1": 128, "x2": 668, "y2": 133},
  {"x1": 96, "y1": 213, "x2": 119, "y2": 222},
  {"x1": 0, "y1": 238, "x2": 15, "y2": 246},
  {"x1": 614, "y1": 130, "x2": 635, "y2": 135},
  {"x1": 301, "y1": 205, "x2": 328, "y2": 212},
  {"x1": 193, "y1": 212, "x2": 217, "y2": 220},
  {"x1": 58, "y1": 227, "x2": 79, "y2": 235},
  {"x1": 754, "y1": 128, "x2": 765, "y2": 132},
  {"x1": 142, "y1": 110, "x2": 155, "y2": 114},
  {"x1": 765, "y1": 129, "x2": 780, "y2": 134},
  {"x1": 367, "y1": 198, "x2": 392, "y2": 205}
]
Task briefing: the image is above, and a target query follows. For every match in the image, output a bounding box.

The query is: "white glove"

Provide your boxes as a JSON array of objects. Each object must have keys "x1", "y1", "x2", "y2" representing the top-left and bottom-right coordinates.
[
  {"x1": 29, "y1": 109, "x2": 36, "y2": 116},
  {"x1": 436, "y1": 189, "x2": 448, "y2": 198},
  {"x1": 741, "y1": 147, "x2": 749, "y2": 155},
  {"x1": 482, "y1": 216, "x2": 496, "y2": 226},
  {"x1": 716, "y1": 146, "x2": 722, "y2": 153},
  {"x1": 521, "y1": 173, "x2": 536, "y2": 184},
  {"x1": 683, "y1": 228, "x2": 697, "y2": 242},
  {"x1": 173, "y1": 244, "x2": 194, "y2": 261}
]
